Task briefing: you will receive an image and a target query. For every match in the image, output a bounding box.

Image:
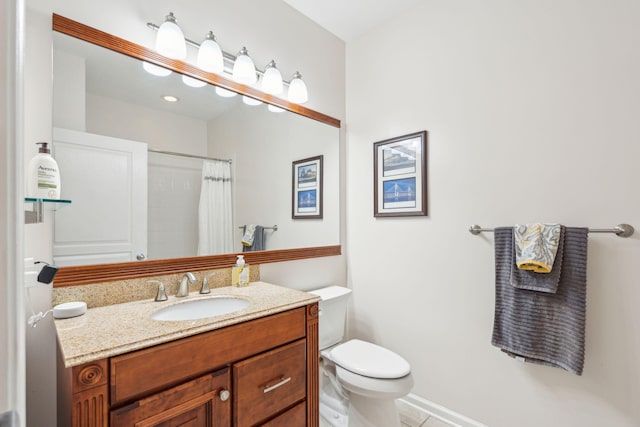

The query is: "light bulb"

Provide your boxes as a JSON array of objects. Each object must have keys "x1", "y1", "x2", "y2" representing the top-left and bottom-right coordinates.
[
  {"x1": 142, "y1": 61, "x2": 172, "y2": 77},
  {"x1": 242, "y1": 96, "x2": 262, "y2": 106},
  {"x1": 260, "y1": 60, "x2": 283, "y2": 95},
  {"x1": 215, "y1": 86, "x2": 237, "y2": 98},
  {"x1": 197, "y1": 32, "x2": 224, "y2": 73},
  {"x1": 156, "y1": 12, "x2": 186, "y2": 59},
  {"x1": 232, "y1": 47, "x2": 257, "y2": 85},
  {"x1": 182, "y1": 75, "x2": 207, "y2": 88},
  {"x1": 287, "y1": 71, "x2": 308, "y2": 104}
]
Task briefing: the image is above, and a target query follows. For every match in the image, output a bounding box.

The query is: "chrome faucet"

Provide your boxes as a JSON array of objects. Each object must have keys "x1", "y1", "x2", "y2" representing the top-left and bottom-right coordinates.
[{"x1": 176, "y1": 272, "x2": 196, "y2": 297}]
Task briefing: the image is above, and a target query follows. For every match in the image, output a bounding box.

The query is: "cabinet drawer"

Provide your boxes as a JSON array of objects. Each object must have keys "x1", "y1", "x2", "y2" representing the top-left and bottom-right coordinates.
[
  {"x1": 261, "y1": 401, "x2": 306, "y2": 426},
  {"x1": 111, "y1": 308, "x2": 306, "y2": 406},
  {"x1": 234, "y1": 339, "x2": 306, "y2": 427}
]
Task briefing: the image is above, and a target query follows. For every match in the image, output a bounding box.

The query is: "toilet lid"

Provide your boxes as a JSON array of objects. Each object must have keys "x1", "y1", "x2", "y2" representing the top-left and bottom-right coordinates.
[{"x1": 329, "y1": 339, "x2": 411, "y2": 379}]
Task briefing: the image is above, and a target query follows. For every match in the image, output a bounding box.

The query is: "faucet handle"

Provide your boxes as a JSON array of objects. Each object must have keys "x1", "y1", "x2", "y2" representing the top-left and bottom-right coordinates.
[
  {"x1": 147, "y1": 280, "x2": 168, "y2": 302},
  {"x1": 200, "y1": 276, "x2": 211, "y2": 294}
]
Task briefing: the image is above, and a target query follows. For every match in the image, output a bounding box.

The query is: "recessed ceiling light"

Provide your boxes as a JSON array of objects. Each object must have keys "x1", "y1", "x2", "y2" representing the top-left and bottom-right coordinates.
[{"x1": 162, "y1": 95, "x2": 179, "y2": 103}]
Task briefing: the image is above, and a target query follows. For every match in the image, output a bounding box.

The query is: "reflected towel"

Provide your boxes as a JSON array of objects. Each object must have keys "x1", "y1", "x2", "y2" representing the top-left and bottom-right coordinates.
[
  {"x1": 241, "y1": 224, "x2": 257, "y2": 247},
  {"x1": 242, "y1": 225, "x2": 265, "y2": 252},
  {"x1": 514, "y1": 223, "x2": 562, "y2": 273},
  {"x1": 511, "y1": 225, "x2": 565, "y2": 294},
  {"x1": 492, "y1": 226, "x2": 588, "y2": 375}
]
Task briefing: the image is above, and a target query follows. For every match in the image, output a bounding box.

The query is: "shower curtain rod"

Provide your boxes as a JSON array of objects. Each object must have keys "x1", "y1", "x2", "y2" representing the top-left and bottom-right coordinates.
[
  {"x1": 468, "y1": 223, "x2": 635, "y2": 238},
  {"x1": 149, "y1": 149, "x2": 232, "y2": 164}
]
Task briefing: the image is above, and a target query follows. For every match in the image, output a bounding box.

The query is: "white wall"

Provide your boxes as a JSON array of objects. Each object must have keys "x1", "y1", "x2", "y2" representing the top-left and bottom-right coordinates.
[
  {"x1": 346, "y1": 1, "x2": 640, "y2": 426},
  {"x1": 23, "y1": 0, "x2": 345, "y2": 425}
]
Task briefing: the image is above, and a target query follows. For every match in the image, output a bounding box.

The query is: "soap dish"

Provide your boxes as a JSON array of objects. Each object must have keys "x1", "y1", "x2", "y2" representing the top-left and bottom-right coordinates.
[{"x1": 53, "y1": 301, "x2": 87, "y2": 319}]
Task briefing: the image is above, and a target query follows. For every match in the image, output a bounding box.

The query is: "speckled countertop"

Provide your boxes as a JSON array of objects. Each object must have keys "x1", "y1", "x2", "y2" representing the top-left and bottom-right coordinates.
[{"x1": 55, "y1": 281, "x2": 319, "y2": 368}]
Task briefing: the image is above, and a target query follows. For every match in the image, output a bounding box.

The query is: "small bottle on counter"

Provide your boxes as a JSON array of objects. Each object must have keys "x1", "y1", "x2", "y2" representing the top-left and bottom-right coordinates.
[{"x1": 232, "y1": 255, "x2": 250, "y2": 287}]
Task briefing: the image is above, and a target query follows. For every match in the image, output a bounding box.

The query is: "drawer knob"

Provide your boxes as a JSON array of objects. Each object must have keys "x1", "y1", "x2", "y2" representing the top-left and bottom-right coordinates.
[
  {"x1": 263, "y1": 377, "x2": 291, "y2": 394},
  {"x1": 219, "y1": 389, "x2": 230, "y2": 401}
]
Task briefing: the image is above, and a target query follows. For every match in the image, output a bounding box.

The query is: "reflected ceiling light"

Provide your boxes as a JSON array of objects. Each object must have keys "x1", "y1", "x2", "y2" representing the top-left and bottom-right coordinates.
[
  {"x1": 162, "y1": 95, "x2": 179, "y2": 103},
  {"x1": 260, "y1": 60, "x2": 283, "y2": 95},
  {"x1": 268, "y1": 104, "x2": 285, "y2": 113},
  {"x1": 197, "y1": 31, "x2": 224, "y2": 73},
  {"x1": 215, "y1": 86, "x2": 237, "y2": 98},
  {"x1": 155, "y1": 12, "x2": 187, "y2": 59},
  {"x1": 287, "y1": 72, "x2": 308, "y2": 104},
  {"x1": 182, "y1": 75, "x2": 207, "y2": 88},
  {"x1": 142, "y1": 61, "x2": 172, "y2": 77},
  {"x1": 242, "y1": 96, "x2": 263, "y2": 106},
  {"x1": 232, "y1": 47, "x2": 257, "y2": 85}
]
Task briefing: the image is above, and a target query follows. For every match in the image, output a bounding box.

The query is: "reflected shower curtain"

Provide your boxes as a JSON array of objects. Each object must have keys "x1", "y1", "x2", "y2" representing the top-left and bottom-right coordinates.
[{"x1": 197, "y1": 160, "x2": 233, "y2": 255}]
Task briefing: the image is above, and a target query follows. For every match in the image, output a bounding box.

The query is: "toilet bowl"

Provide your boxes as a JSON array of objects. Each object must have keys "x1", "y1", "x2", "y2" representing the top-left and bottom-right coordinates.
[{"x1": 309, "y1": 286, "x2": 413, "y2": 427}]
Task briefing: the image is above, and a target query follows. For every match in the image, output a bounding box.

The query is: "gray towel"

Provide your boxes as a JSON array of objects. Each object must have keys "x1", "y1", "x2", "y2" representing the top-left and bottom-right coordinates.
[
  {"x1": 242, "y1": 225, "x2": 265, "y2": 252},
  {"x1": 492, "y1": 226, "x2": 588, "y2": 375},
  {"x1": 510, "y1": 225, "x2": 565, "y2": 293}
]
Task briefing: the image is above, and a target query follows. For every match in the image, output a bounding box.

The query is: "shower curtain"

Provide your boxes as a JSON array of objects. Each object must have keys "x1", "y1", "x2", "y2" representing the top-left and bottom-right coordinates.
[{"x1": 197, "y1": 160, "x2": 233, "y2": 255}]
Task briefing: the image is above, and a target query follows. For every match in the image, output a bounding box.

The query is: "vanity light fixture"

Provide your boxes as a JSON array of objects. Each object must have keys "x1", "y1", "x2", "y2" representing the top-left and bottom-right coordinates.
[
  {"x1": 287, "y1": 71, "x2": 308, "y2": 104},
  {"x1": 155, "y1": 12, "x2": 187, "y2": 59},
  {"x1": 197, "y1": 31, "x2": 224, "y2": 73},
  {"x1": 147, "y1": 13, "x2": 309, "y2": 103},
  {"x1": 162, "y1": 94, "x2": 180, "y2": 103},
  {"x1": 268, "y1": 104, "x2": 285, "y2": 113},
  {"x1": 260, "y1": 60, "x2": 283, "y2": 95},
  {"x1": 215, "y1": 86, "x2": 237, "y2": 98},
  {"x1": 232, "y1": 47, "x2": 257, "y2": 85},
  {"x1": 142, "y1": 61, "x2": 172, "y2": 77},
  {"x1": 182, "y1": 75, "x2": 207, "y2": 88},
  {"x1": 242, "y1": 96, "x2": 263, "y2": 106}
]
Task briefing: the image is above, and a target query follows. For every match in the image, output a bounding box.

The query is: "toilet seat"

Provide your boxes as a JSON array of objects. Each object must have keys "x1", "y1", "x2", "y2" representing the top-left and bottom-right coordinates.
[
  {"x1": 335, "y1": 365, "x2": 414, "y2": 399},
  {"x1": 329, "y1": 339, "x2": 411, "y2": 379}
]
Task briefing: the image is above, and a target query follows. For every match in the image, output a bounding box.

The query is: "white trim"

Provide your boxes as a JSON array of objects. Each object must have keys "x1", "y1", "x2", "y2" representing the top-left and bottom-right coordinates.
[{"x1": 399, "y1": 394, "x2": 488, "y2": 427}]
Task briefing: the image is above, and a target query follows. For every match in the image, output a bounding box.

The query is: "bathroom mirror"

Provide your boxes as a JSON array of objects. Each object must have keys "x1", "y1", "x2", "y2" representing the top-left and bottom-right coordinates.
[{"x1": 51, "y1": 14, "x2": 341, "y2": 286}]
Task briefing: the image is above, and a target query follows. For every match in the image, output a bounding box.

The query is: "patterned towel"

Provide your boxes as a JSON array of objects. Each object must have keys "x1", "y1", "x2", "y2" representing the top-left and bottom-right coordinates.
[
  {"x1": 510, "y1": 225, "x2": 565, "y2": 293},
  {"x1": 492, "y1": 227, "x2": 589, "y2": 375},
  {"x1": 514, "y1": 223, "x2": 562, "y2": 273},
  {"x1": 241, "y1": 224, "x2": 257, "y2": 247}
]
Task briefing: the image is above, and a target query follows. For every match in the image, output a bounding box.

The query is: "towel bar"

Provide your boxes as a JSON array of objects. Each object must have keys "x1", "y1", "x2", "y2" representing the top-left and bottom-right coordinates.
[
  {"x1": 469, "y1": 223, "x2": 634, "y2": 238},
  {"x1": 239, "y1": 225, "x2": 278, "y2": 231}
]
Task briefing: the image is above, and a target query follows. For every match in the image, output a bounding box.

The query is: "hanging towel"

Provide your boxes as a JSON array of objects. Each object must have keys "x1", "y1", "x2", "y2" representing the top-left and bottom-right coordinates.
[
  {"x1": 514, "y1": 223, "x2": 562, "y2": 273},
  {"x1": 242, "y1": 225, "x2": 265, "y2": 252},
  {"x1": 241, "y1": 224, "x2": 257, "y2": 247},
  {"x1": 492, "y1": 226, "x2": 588, "y2": 375},
  {"x1": 510, "y1": 225, "x2": 565, "y2": 294}
]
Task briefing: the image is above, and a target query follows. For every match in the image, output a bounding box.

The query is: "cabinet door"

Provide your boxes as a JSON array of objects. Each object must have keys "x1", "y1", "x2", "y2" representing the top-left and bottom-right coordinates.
[
  {"x1": 111, "y1": 369, "x2": 231, "y2": 427},
  {"x1": 234, "y1": 339, "x2": 306, "y2": 427}
]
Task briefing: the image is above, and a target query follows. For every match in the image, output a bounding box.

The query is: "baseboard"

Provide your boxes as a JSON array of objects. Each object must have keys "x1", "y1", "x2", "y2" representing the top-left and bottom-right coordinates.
[{"x1": 398, "y1": 394, "x2": 488, "y2": 427}]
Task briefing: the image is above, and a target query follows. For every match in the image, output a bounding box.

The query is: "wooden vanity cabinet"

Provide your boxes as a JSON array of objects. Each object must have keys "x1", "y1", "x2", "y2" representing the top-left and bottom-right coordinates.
[{"x1": 58, "y1": 304, "x2": 320, "y2": 427}]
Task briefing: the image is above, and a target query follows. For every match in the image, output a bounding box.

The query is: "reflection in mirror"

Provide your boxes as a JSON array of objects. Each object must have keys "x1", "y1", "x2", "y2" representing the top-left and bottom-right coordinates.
[{"x1": 52, "y1": 31, "x2": 340, "y2": 269}]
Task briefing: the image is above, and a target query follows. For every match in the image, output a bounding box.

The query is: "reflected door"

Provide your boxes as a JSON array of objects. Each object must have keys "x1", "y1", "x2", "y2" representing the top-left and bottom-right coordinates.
[{"x1": 52, "y1": 127, "x2": 147, "y2": 266}]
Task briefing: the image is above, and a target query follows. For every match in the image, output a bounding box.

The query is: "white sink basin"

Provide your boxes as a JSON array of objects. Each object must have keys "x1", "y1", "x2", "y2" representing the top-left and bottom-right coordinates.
[{"x1": 151, "y1": 297, "x2": 250, "y2": 321}]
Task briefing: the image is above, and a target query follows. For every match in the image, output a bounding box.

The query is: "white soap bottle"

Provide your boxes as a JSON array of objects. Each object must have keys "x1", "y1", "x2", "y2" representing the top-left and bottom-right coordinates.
[
  {"x1": 28, "y1": 142, "x2": 61, "y2": 199},
  {"x1": 232, "y1": 255, "x2": 250, "y2": 287}
]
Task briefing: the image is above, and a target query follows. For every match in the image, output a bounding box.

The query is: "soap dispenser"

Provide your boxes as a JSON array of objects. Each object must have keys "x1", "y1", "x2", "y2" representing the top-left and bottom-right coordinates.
[
  {"x1": 28, "y1": 142, "x2": 61, "y2": 199},
  {"x1": 232, "y1": 255, "x2": 250, "y2": 287}
]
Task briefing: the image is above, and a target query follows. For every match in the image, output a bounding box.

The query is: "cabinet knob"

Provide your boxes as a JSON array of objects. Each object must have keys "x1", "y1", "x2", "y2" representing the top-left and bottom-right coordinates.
[
  {"x1": 219, "y1": 389, "x2": 230, "y2": 401},
  {"x1": 136, "y1": 253, "x2": 146, "y2": 261}
]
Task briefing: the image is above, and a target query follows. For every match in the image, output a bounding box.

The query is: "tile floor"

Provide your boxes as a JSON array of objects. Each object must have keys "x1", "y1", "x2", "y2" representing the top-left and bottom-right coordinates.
[{"x1": 319, "y1": 399, "x2": 454, "y2": 427}]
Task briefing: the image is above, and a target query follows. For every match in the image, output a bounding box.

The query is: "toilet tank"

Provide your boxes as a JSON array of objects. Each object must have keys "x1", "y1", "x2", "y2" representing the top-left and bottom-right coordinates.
[{"x1": 308, "y1": 286, "x2": 352, "y2": 350}]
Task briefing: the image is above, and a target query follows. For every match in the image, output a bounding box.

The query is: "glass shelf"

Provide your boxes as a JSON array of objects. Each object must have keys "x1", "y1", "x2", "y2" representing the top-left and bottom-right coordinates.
[{"x1": 24, "y1": 197, "x2": 72, "y2": 224}]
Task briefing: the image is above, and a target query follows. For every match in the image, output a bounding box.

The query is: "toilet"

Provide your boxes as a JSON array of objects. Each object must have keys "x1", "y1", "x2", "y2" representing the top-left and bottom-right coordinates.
[{"x1": 309, "y1": 286, "x2": 414, "y2": 427}]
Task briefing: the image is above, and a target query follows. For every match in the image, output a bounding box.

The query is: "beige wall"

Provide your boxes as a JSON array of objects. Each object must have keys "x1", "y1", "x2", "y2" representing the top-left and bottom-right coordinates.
[
  {"x1": 346, "y1": 0, "x2": 640, "y2": 426},
  {"x1": 23, "y1": 0, "x2": 346, "y2": 425}
]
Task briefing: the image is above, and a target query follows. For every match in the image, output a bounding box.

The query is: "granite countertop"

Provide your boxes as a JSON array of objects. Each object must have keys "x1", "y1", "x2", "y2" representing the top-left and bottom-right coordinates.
[{"x1": 54, "y1": 281, "x2": 319, "y2": 368}]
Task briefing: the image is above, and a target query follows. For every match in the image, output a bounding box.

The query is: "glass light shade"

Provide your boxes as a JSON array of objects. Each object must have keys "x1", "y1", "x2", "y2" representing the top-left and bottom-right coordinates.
[
  {"x1": 268, "y1": 104, "x2": 285, "y2": 113},
  {"x1": 287, "y1": 72, "x2": 308, "y2": 104},
  {"x1": 261, "y1": 61, "x2": 283, "y2": 95},
  {"x1": 197, "y1": 33, "x2": 224, "y2": 73},
  {"x1": 215, "y1": 86, "x2": 237, "y2": 98},
  {"x1": 182, "y1": 75, "x2": 207, "y2": 88},
  {"x1": 242, "y1": 96, "x2": 263, "y2": 106},
  {"x1": 142, "y1": 61, "x2": 172, "y2": 77},
  {"x1": 156, "y1": 13, "x2": 186, "y2": 59},
  {"x1": 232, "y1": 47, "x2": 257, "y2": 85}
]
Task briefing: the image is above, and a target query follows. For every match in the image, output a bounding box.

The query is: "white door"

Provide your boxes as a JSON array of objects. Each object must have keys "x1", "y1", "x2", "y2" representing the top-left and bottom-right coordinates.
[{"x1": 52, "y1": 128, "x2": 147, "y2": 266}]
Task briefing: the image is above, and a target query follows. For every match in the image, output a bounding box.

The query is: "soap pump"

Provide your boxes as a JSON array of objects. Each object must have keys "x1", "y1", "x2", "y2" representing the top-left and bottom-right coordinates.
[
  {"x1": 28, "y1": 142, "x2": 61, "y2": 199},
  {"x1": 232, "y1": 255, "x2": 250, "y2": 287}
]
